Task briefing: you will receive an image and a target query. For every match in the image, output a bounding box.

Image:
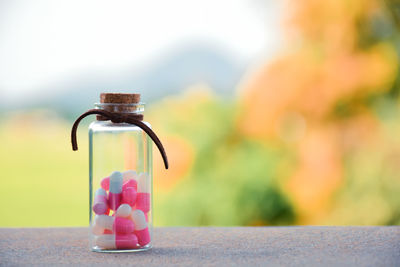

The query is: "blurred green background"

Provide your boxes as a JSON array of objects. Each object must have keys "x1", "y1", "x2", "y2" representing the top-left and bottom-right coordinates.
[{"x1": 1, "y1": 0, "x2": 400, "y2": 226}]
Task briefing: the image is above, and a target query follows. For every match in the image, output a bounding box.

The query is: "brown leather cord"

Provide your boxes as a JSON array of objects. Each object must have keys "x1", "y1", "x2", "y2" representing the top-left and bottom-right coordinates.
[{"x1": 71, "y1": 109, "x2": 169, "y2": 169}]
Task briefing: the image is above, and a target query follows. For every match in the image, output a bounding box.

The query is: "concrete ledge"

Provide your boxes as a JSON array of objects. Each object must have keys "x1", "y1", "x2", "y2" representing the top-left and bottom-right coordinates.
[{"x1": 0, "y1": 227, "x2": 399, "y2": 266}]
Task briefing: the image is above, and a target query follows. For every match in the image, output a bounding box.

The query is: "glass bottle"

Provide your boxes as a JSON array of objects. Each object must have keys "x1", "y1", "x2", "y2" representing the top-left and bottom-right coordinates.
[{"x1": 71, "y1": 93, "x2": 168, "y2": 252}]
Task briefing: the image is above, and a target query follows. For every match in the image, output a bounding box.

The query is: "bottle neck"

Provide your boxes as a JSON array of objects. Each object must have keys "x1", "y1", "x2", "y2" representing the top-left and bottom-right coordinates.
[{"x1": 94, "y1": 103, "x2": 145, "y2": 120}]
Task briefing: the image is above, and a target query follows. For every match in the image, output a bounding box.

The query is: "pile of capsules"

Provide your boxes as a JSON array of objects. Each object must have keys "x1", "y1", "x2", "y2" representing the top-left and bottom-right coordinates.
[{"x1": 91, "y1": 170, "x2": 151, "y2": 250}]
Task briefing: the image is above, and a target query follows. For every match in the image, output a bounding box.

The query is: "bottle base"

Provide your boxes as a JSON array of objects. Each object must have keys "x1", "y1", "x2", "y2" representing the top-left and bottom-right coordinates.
[{"x1": 91, "y1": 244, "x2": 152, "y2": 253}]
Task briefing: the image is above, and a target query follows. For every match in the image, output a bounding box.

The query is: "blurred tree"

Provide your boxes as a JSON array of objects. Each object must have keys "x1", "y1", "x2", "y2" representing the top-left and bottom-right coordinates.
[
  {"x1": 149, "y1": 0, "x2": 400, "y2": 226},
  {"x1": 149, "y1": 87, "x2": 294, "y2": 226},
  {"x1": 238, "y1": 0, "x2": 400, "y2": 224}
]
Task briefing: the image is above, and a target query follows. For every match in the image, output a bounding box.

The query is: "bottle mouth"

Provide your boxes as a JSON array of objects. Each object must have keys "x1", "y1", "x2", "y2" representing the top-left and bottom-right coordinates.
[{"x1": 94, "y1": 102, "x2": 145, "y2": 114}]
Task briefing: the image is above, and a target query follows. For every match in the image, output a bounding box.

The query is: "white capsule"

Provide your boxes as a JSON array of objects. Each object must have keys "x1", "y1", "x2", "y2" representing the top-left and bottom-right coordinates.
[
  {"x1": 109, "y1": 171, "x2": 123, "y2": 194},
  {"x1": 137, "y1": 173, "x2": 150, "y2": 193},
  {"x1": 116, "y1": 204, "x2": 132, "y2": 218},
  {"x1": 131, "y1": 209, "x2": 147, "y2": 231},
  {"x1": 92, "y1": 223, "x2": 104, "y2": 235},
  {"x1": 95, "y1": 215, "x2": 115, "y2": 230},
  {"x1": 122, "y1": 170, "x2": 137, "y2": 182},
  {"x1": 95, "y1": 234, "x2": 116, "y2": 249}
]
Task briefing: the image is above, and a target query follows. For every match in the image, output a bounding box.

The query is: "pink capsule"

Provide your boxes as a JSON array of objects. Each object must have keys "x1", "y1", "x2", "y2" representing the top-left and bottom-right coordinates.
[
  {"x1": 108, "y1": 193, "x2": 121, "y2": 211},
  {"x1": 108, "y1": 171, "x2": 123, "y2": 210},
  {"x1": 113, "y1": 217, "x2": 135, "y2": 234},
  {"x1": 93, "y1": 188, "x2": 108, "y2": 215},
  {"x1": 122, "y1": 187, "x2": 137, "y2": 207},
  {"x1": 131, "y1": 210, "x2": 150, "y2": 246},
  {"x1": 123, "y1": 179, "x2": 137, "y2": 191},
  {"x1": 135, "y1": 228, "x2": 151, "y2": 246},
  {"x1": 95, "y1": 233, "x2": 138, "y2": 249},
  {"x1": 116, "y1": 233, "x2": 139, "y2": 249},
  {"x1": 101, "y1": 177, "x2": 110, "y2": 191},
  {"x1": 136, "y1": 193, "x2": 150, "y2": 213}
]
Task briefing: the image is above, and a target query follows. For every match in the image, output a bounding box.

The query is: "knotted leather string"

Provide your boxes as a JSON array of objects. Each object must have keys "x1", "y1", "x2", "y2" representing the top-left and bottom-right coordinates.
[{"x1": 71, "y1": 109, "x2": 169, "y2": 169}]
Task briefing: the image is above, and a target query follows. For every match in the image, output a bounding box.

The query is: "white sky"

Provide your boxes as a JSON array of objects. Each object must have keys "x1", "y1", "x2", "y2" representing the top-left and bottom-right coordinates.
[{"x1": 0, "y1": 0, "x2": 281, "y2": 101}]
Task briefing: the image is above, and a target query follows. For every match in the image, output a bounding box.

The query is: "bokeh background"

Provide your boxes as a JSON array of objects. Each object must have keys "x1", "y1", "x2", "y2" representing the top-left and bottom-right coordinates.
[{"x1": 1, "y1": 0, "x2": 400, "y2": 226}]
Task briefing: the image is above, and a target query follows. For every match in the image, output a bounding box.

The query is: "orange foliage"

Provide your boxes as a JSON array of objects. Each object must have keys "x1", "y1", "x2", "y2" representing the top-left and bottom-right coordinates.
[
  {"x1": 153, "y1": 135, "x2": 194, "y2": 193},
  {"x1": 239, "y1": 45, "x2": 395, "y2": 139},
  {"x1": 237, "y1": 0, "x2": 397, "y2": 223},
  {"x1": 286, "y1": 126, "x2": 343, "y2": 223}
]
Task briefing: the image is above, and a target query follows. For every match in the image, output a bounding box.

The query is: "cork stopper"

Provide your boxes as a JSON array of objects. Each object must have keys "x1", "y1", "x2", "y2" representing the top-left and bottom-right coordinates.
[
  {"x1": 100, "y1": 93, "x2": 140, "y2": 104},
  {"x1": 98, "y1": 93, "x2": 141, "y2": 116}
]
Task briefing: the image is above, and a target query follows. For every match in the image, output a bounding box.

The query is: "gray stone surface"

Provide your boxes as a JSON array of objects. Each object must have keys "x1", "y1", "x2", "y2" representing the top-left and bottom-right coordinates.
[{"x1": 0, "y1": 227, "x2": 399, "y2": 266}]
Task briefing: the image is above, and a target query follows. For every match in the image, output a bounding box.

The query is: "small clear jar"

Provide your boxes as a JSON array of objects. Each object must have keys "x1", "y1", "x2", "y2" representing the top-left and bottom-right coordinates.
[{"x1": 88, "y1": 98, "x2": 153, "y2": 252}]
